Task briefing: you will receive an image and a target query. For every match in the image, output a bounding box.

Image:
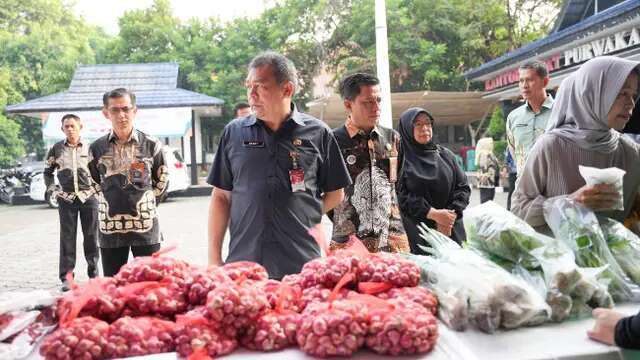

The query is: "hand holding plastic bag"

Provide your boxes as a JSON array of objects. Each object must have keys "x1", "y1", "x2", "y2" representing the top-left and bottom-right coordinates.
[{"x1": 578, "y1": 165, "x2": 625, "y2": 211}]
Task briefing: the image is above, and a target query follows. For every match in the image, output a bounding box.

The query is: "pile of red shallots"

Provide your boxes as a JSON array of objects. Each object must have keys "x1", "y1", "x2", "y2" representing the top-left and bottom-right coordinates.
[{"x1": 40, "y1": 238, "x2": 439, "y2": 359}]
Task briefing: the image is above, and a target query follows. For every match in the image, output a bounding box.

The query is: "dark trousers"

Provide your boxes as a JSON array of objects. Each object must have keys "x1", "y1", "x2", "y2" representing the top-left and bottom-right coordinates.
[
  {"x1": 100, "y1": 243, "x2": 161, "y2": 276},
  {"x1": 58, "y1": 197, "x2": 99, "y2": 282},
  {"x1": 507, "y1": 173, "x2": 517, "y2": 210},
  {"x1": 480, "y1": 188, "x2": 496, "y2": 203}
]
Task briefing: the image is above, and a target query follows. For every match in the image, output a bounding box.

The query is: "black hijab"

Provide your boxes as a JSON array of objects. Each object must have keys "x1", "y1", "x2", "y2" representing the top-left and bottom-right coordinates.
[{"x1": 398, "y1": 107, "x2": 442, "y2": 180}]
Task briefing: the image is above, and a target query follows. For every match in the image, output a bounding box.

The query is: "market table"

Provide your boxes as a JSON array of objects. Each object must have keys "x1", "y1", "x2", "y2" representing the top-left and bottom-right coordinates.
[{"x1": 24, "y1": 304, "x2": 640, "y2": 360}]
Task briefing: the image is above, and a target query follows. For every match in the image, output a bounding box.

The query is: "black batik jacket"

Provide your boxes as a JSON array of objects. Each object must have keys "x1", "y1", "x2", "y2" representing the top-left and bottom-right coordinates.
[
  {"x1": 44, "y1": 139, "x2": 100, "y2": 203},
  {"x1": 88, "y1": 130, "x2": 168, "y2": 248}
]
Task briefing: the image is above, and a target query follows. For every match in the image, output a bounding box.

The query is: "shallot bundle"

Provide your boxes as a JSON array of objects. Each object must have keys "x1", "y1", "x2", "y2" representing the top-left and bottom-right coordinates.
[
  {"x1": 187, "y1": 267, "x2": 232, "y2": 306},
  {"x1": 205, "y1": 281, "x2": 270, "y2": 337},
  {"x1": 300, "y1": 285, "x2": 352, "y2": 310},
  {"x1": 296, "y1": 299, "x2": 368, "y2": 357},
  {"x1": 298, "y1": 252, "x2": 360, "y2": 289},
  {"x1": 120, "y1": 281, "x2": 188, "y2": 317},
  {"x1": 175, "y1": 312, "x2": 237, "y2": 358},
  {"x1": 40, "y1": 317, "x2": 110, "y2": 360},
  {"x1": 241, "y1": 310, "x2": 301, "y2": 351},
  {"x1": 115, "y1": 254, "x2": 191, "y2": 287},
  {"x1": 78, "y1": 278, "x2": 124, "y2": 322},
  {"x1": 104, "y1": 316, "x2": 175, "y2": 358},
  {"x1": 252, "y1": 279, "x2": 302, "y2": 312},
  {"x1": 56, "y1": 278, "x2": 112, "y2": 325},
  {"x1": 357, "y1": 253, "x2": 421, "y2": 287},
  {"x1": 376, "y1": 286, "x2": 438, "y2": 315},
  {"x1": 365, "y1": 299, "x2": 438, "y2": 355},
  {"x1": 222, "y1": 261, "x2": 269, "y2": 282}
]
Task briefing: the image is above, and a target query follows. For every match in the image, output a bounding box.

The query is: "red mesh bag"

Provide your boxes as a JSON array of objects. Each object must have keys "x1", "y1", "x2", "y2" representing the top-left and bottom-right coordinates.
[
  {"x1": 375, "y1": 286, "x2": 438, "y2": 315},
  {"x1": 250, "y1": 279, "x2": 303, "y2": 313},
  {"x1": 114, "y1": 248, "x2": 191, "y2": 287},
  {"x1": 298, "y1": 253, "x2": 361, "y2": 289},
  {"x1": 300, "y1": 285, "x2": 352, "y2": 311},
  {"x1": 356, "y1": 253, "x2": 421, "y2": 288},
  {"x1": 40, "y1": 316, "x2": 110, "y2": 360},
  {"x1": 119, "y1": 280, "x2": 188, "y2": 317},
  {"x1": 240, "y1": 284, "x2": 302, "y2": 351},
  {"x1": 175, "y1": 311, "x2": 237, "y2": 358},
  {"x1": 365, "y1": 298, "x2": 438, "y2": 355},
  {"x1": 55, "y1": 277, "x2": 112, "y2": 325},
  {"x1": 222, "y1": 261, "x2": 269, "y2": 282},
  {"x1": 186, "y1": 266, "x2": 232, "y2": 306},
  {"x1": 103, "y1": 316, "x2": 176, "y2": 358},
  {"x1": 296, "y1": 273, "x2": 368, "y2": 357},
  {"x1": 77, "y1": 278, "x2": 125, "y2": 322},
  {"x1": 204, "y1": 280, "x2": 270, "y2": 337}
]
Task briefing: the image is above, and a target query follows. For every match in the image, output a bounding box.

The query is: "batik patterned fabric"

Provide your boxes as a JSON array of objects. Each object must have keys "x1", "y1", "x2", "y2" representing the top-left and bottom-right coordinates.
[
  {"x1": 89, "y1": 129, "x2": 168, "y2": 248},
  {"x1": 330, "y1": 122, "x2": 409, "y2": 253},
  {"x1": 44, "y1": 139, "x2": 100, "y2": 203}
]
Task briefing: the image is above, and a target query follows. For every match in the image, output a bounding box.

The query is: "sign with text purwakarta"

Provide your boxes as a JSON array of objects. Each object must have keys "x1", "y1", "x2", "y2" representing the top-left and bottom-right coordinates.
[{"x1": 484, "y1": 24, "x2": 640, "y2": 91}]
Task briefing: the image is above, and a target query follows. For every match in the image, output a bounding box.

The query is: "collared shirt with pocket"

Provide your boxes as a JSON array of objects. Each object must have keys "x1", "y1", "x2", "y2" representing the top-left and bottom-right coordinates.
[
  {"x1": 329, "y1": 122, "x2": 410, "y2": 254},
  {"x1": 506, "y1": 95, "x2": 554, "y2": 174},
  {"x1": 207, "y1": 105, "x2": 351, "y2": 280},
  {"x1": 44, "y1": 139, "x2": 99, "y2": 203},
  {"x1": 88, "y1": 129, "x2": 168, "y2": 248}
]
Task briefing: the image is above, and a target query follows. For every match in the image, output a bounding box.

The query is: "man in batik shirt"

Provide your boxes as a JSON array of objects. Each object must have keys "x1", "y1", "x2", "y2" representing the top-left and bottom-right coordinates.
[
  {"x1": 329, "y1": 73, "x2": 409, "y2": 253},
  {"x1": 88, "y1": 88, "x2": 168, "y2": 276}
]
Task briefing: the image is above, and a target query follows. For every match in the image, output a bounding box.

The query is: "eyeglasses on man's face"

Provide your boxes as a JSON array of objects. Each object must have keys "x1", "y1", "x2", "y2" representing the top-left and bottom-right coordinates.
[{"x1": 108, "y1": 106, "x2": 135, "y2": 114}]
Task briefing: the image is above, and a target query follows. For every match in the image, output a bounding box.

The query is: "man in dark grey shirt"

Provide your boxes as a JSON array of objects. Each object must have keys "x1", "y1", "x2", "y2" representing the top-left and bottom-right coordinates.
[{"x1": 207, "y1": 51, "x2": 351, "y2": 279}]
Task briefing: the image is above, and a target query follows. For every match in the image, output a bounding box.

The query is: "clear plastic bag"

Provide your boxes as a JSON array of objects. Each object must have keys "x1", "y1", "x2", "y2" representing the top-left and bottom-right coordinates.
[
  {"x1": 578, "y1": 165, "x2": 625, "y2": 211},
  {"x1": 416, "y1": 224, "x2": 551, "y2": 333},
  {"x1": 0, "y1": 310, "x2": 39, "y2": 341},
  {"x1": 599, "y1": 217, "x2": 640, "y2": 285},
  {"x1": 0, "y1": 290, "x2": 54, "y2": 314},
  {"x1": 543, "y1": 196, "x2": 634, "y2": 301},
  {"x1": 464, "y1": 201, "x2": 549, "y2": 269}
]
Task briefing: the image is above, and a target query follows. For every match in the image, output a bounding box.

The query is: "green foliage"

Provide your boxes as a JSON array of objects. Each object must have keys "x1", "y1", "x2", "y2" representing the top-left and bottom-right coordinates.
[
  {"x1": 494, "y1": 139, "x2": 507, "y2": 163},
  {"x1": 487, "y1": 106, "x2": 505, "y2": 140},
  {"x1": 0, "y1": 0, "x2": 562, "y2": 165},
  {"x1": 0, "y1": 114, "x2": 24, "y2": 168},
  {"x1": 0, "y1": 0, "x2": 109, "y2": 163}
]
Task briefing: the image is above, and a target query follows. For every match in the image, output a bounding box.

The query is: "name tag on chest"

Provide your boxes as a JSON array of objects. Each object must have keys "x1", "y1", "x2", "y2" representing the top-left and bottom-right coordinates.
[{"x1": 243, "y1": 140, "x2": 264, "y2": 147}]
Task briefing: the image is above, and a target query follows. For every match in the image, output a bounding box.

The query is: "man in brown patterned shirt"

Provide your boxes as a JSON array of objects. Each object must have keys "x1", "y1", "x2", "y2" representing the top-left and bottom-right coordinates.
[
  {"x1": 88, "y1": 88, "x2": 168, "y2": 276},
  {"x1": 44, "y1": 114, "x2": 100, "y2": 291},
  {"x1": 329, "y1": 73, "x2": 410, "y2": 253}
]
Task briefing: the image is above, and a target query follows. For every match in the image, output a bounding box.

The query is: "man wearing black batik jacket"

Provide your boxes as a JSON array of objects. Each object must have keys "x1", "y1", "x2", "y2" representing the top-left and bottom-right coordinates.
[
  {"x1": 44, "y1": 114, "x2": 100, "y2": 291},
  {"x1": 88, "y1": 88, "x2": 168, "y2": 276}
]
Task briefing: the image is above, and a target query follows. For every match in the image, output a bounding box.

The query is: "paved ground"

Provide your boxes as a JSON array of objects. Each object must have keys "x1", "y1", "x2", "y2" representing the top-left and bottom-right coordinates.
[{"x1": 0, "y1": 189, "x2": 508, "y2": 292}]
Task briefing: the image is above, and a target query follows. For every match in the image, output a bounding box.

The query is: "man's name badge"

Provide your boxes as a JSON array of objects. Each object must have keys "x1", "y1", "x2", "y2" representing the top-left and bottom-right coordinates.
[
  {"x1": 289, "y1": 168, "x2": 306, "y2": 192},
  {"x1": 346, "y1": 154, "x2": 357, "y2": 165},
  {"x1": 129, "y1": 161, "x2": 146, "y2": 184}
]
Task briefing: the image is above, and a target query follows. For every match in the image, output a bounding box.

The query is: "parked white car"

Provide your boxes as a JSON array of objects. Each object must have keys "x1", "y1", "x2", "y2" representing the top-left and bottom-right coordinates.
[{"x1": 30, "y1": 146, "x2": 190, "y2": 208}]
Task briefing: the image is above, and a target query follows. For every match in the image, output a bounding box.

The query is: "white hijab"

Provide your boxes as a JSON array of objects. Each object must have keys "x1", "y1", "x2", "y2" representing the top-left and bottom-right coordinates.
[
  {"x1": 475, "y1": 137, "x2": 494, "y2": 168},
  {"x1": 546, "y1": 56, "x2": 639, "y2": 154}
]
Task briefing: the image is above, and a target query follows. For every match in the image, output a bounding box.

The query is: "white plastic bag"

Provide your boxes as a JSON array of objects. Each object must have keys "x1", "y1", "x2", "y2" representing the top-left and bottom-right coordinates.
[{"x1": 578, "y1": 165, "x2": 625, "y2": 211}]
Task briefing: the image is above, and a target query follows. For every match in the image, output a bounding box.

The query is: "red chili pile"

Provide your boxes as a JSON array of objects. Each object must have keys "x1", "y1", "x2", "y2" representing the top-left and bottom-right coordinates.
[{"x1": 41, "y1": 247, "x2": 439, "y2": 359}]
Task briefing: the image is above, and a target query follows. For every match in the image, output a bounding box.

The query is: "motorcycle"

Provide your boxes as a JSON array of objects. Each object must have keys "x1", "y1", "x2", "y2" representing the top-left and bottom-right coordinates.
[{"x1": 0, "y1": 166, "x2": 36, "y2": 205}]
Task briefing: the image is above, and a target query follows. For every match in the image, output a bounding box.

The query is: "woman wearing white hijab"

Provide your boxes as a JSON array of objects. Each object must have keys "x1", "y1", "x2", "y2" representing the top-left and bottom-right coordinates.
[
  {"x1": 475, "y1": 137, "x2": 500, "y2": 203},
  {"x1": 511, "y1": 56, "x2": 640, "y2": 232}
]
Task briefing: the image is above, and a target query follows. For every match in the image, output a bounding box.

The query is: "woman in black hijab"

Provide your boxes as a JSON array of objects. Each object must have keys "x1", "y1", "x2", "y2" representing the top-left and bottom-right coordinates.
[{"x1": 397, "y1": 107, "x2": 471, "y2": 251}]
